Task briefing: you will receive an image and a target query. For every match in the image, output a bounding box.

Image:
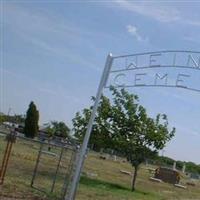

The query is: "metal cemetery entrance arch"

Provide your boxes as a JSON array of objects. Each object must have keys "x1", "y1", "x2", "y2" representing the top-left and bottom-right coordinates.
[{"x1": 67, "y1": 50, "x2": 200, "y2": 200}]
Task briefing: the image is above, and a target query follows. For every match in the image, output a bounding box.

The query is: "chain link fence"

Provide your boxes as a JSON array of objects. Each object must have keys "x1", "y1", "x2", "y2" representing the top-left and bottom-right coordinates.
[{"x1": 0, "y1": 130, "x2": 78, "y2": 200}]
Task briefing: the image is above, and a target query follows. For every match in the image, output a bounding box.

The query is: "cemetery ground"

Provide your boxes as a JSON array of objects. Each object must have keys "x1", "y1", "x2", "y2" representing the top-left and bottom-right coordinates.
[{"x1": 0, "y1": 135, "x2": 200, "y2": 200}]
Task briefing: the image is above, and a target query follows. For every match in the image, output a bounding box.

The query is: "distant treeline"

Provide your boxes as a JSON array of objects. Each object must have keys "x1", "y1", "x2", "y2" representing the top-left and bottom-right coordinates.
[
  {"x1": 154, "y1": 156, "x2": 200, "y2": 174},
  {"x1": 0, "y1": 113, "x2": 25, "y2": 124},
  {"x1": 90, "y1": 147, "x2": 200, "y2": 175},
  {"x1": 1, "y1": 113, "x2": 199, "y2": 175}
]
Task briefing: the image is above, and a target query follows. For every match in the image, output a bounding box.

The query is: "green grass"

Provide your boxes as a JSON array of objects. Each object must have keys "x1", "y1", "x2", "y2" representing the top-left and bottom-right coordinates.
[
  {"x1": 0, "y1": 135, "x2": 66, "y2": 200},
  {"x1": 77, "y1": 151, "x2": 200, "y2": 200},
  {"x1": 77, "y1": 177, "x2": 161, "y2": 200},
  {"x1": 0, "y1": 133, "x2": 200, "y2": 200}
]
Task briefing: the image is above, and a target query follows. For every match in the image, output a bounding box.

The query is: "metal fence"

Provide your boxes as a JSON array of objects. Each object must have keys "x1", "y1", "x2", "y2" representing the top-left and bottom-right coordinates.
[
  {"x1": 31, "y1": 139, "x2": 78, "y2": 199},
  {"x1": 0, "y1": 131, "x2": 78, "y2": 200}
]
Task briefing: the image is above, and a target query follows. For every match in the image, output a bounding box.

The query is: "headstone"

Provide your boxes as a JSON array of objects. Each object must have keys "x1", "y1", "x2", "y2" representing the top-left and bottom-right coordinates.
[
  {"x1": 106, "y1": 154, "x2": 110, "y2": 160},
  {"x1": 173, "y1": 161, "x2": 176, "y2": 170},
  {"x1": 145, "y1": 159, "x2": 148, "y2": 166},
  {"x1": 120, "y1": 170, "x2": 132, "y2": 176},
  {"x1": 100, "y1": 148, "x2": 104, "y2": 154},
  {"x1": 182, "y1": 163, "x2": 186, "y2": 173},
  {"x1": 154, "y1": 167, "x2": 180, "y2": 184},
  {"x1": 114, "y1": 155, "x2": 117, "y2": 161},
  {"x1": 174, "y1": 184, "x2": 187, "y2": 189},
  {"x1": 149, "y1": 177, "x2": 162, "y2": 183}
]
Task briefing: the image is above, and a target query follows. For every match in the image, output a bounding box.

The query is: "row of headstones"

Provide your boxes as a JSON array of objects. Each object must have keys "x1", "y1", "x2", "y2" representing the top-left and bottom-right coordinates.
[
  {"x1": 173, "y1": 161, "x2": 186, "y2": 173},
  {"x1": 173, "y1": 162, "x2": 200, "y2": 180},
  {"x1": 145, "y1": 160, "x2": 186, "y2": 173}
]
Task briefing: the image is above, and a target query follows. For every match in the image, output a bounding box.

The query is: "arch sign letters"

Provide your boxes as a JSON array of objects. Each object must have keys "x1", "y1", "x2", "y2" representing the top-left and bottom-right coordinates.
[
  {"x1": 66, "y1": 50, "x2": 200, "y2": 200},
  {"x1": 107, "y1": 51, "x2": 200, "y2": 92}
]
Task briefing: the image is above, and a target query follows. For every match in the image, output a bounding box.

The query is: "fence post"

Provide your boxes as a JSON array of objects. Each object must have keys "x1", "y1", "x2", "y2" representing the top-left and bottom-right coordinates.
[
  {"x1": 65, "y1": 54, "x2": 113, "y2": 200},
  {"x1": 51, "y1": 146, "x2": 64, "y2": 193},
  {"x1": 31, "y1": 142, "x2": 43, "y2": 187}
]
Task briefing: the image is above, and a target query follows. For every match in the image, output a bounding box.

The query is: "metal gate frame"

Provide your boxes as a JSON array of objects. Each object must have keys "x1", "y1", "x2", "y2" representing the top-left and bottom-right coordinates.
[
  {"x1": 67, "y1": 50, "x2": 200, "y2": 200},
  {"x1": 31, "y1": 140, "x2": 78, "y2": 199}
]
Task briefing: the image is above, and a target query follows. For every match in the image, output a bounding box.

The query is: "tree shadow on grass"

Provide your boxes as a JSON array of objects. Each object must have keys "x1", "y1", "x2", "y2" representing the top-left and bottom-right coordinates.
[{"x1": 80, "y1": 176, "x2": 149, "y2": 196}]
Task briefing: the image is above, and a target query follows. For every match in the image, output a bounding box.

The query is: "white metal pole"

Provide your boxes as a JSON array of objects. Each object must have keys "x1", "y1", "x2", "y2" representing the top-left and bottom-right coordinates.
[{"x1": 65, "y1": 54, "x2": 113, "y2": 200}]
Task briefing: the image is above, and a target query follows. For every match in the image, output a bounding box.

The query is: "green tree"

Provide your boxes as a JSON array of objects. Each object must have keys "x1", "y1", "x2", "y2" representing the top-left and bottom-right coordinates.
[
  {"x1": 73, "y1": 87, "x2": 175, "y2": 191},
  {"x1": 24, "y1": 101, "x2": 39, "y2": 138},
  {"x1": 0, "y1": 113, "x2": 6, "y2": 124},
  {"x1": 14, "y1": 114, "x2": 25, "y2": 124},
  {"x1": 3, "y1": 114, "x2": 25, "y2": 125},
  {"x1": 47, "y1": 121, "x2": 70, "y2": 138},
  {"x1": 73, "y1": 96, "x2": 112, "y2": 150},
  {"x1": 109, "y1": 87, "x2": 175, "y2": 191}
]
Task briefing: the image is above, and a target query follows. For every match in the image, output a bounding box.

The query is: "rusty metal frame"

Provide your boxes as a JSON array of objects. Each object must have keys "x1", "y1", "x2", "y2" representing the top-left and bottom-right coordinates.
[{"x1": 0, "y1": 131, "x2": 16, "y2": 185}]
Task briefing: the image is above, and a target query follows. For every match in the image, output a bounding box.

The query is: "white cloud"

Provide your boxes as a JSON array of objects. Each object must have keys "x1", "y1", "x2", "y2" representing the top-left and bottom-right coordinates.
[
  {"x1": 4, "y1": 4, "x2": 102, "y2": 72},
  {"x1": 185, "y1": 19, "x2": 200, "y2": 27},
  {"x1": 112, "y1": 0, "x2": 200, "y2": 27},
  {"x1": 126, "y1": 25, "x2": 147, "y2": 42},
  {"x1": 114, "y1": 0, "x2": 180, "y2": 23}
]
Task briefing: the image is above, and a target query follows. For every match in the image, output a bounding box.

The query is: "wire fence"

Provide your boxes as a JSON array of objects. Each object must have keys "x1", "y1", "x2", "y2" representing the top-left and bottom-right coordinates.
[{"x1": 0, "y1": 131, "x2": 78, "y2": 200}]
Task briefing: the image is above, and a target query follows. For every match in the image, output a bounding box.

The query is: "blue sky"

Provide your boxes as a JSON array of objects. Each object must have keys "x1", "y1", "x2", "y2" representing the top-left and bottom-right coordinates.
[{"x1": 1, "y1": 1, "x2": 200, "y2": 164}]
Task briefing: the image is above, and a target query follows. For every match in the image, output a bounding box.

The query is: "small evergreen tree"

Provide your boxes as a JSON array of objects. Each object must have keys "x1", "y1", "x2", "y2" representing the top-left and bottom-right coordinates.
[{"x1": 24, "y1": 101, "x2": 39, "y2": 138}]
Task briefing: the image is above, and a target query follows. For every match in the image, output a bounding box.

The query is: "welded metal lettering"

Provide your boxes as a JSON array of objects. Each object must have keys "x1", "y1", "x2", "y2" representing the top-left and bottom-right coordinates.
[
  {"x1": 176, "y1": 74, "x2": 190, "y2": 88},
  {"x1": 187, "y1": 54, "x2": 200, "y2": 68},
  {"x1": 135, "y1": 73, "x2": 146, "y2": 86},
  {"x1": 149, "y1": 53, "x2": 161, "y2": 67},
  {"x1": 114, "y1": 73, "x2": 126, "y2": 87},
  {"x1": 154, "y1": 73, "x2": 168, "y2": 85}
]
